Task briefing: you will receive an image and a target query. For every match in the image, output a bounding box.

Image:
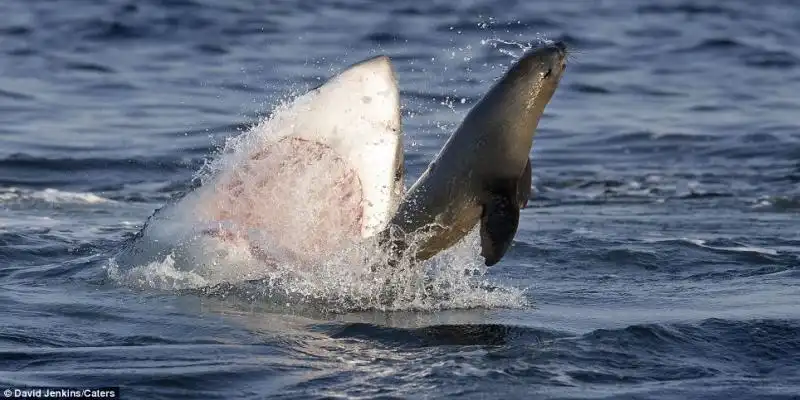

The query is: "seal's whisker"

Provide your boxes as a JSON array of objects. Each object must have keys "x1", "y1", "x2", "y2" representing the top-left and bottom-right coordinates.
[{"x1": 565, "y1": 50, "x2": 585, "y2": 66}]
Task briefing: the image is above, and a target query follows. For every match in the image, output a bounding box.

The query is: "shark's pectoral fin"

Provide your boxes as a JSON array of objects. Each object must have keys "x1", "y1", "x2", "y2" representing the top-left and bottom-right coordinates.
[
  {"x1": 517, "y1": 158, "x2": 532, "y2": 209},
  {"x1": 480, "y1": 181, "x2": 521, "y2": 266}
]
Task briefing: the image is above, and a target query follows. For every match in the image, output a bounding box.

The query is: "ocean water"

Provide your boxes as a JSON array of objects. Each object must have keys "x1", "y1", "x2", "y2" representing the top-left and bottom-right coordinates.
[{"x1": 1, "y1": 0, "x2": 799, "y2": 399}]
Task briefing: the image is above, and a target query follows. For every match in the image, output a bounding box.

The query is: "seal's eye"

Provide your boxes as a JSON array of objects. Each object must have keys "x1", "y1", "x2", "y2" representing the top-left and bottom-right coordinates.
[{"x1": 543, "y1": 68, "x2": 552, "y2": 78}]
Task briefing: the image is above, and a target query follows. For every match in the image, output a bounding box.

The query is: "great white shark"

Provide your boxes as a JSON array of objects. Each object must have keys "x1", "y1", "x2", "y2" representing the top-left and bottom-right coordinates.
[{"x1": 116, "y1": 55, "x2": 404, "y2": 278}]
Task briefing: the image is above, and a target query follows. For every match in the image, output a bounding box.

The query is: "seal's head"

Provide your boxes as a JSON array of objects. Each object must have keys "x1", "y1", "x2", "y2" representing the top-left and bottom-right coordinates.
[{"x1": 504, "y1": 40, "x2": 568, "y2": 113}]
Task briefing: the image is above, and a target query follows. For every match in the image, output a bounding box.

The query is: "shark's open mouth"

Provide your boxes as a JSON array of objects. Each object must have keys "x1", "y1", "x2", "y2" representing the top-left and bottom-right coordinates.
[{"x1": 203, "y1": 137, "x2": 365, "y2": 263}]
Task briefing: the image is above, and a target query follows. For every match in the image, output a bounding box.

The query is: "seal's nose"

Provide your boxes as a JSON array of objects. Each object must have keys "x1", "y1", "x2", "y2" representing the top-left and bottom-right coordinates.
[{"x1": 552, "y1": 41, "x2": 567, "y2": 54}]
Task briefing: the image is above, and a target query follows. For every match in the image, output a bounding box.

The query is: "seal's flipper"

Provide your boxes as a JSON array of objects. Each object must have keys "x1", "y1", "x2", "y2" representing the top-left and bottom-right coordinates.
[
  {"x1": 517, "y1": 158, "x2": 532, "y2": 209},
  {"x1": 479, "y1": 183, "x2": 521, "y2": 266}
]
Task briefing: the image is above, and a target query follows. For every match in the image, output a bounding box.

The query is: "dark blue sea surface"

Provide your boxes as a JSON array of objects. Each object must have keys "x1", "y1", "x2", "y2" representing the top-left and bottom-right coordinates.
[{"x1": 2, "y1": 0, "x2": 799, "y2": 399}]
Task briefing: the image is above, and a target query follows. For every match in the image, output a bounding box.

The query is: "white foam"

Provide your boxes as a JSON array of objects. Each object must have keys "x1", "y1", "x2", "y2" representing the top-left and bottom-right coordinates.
[
  {"x1": 105, "y1": 253, "x2": 209, "y2": 291},
  {"x1": 109, "y1": 228, "x2": 527, "y2": 312},
  {"x1": 641, "y1": 236, "x2": 780, "y2": 256},
  {"x1": 0, "y1": 187, "x2": 113, "y2": 205}
]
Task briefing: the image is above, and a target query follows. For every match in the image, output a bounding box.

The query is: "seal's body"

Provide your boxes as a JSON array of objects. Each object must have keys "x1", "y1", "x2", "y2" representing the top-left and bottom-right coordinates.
[{"x1": 384, "y1": 41, "x2": 568, "y2": 266}]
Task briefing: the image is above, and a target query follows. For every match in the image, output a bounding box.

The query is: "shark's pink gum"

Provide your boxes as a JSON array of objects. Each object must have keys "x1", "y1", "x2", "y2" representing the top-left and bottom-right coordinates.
[{"x1": 203, "y1": 137, "x2": 364, "y2": 263}]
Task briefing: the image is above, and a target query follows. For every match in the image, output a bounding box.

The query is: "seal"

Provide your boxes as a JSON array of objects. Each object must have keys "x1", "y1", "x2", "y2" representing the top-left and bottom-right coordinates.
[
  {"x1": 116, "y1": 55, "x2": 405, "y2": 276},
  {"x1": 380, "y1": 41, "x2": 567, "y2": 266}
]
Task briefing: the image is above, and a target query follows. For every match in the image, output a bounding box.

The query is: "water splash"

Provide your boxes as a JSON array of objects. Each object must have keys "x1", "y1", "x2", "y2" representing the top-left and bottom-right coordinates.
[
  {"x1": 481, "y1": 36, "x2": 553, "y2": 59},
  {"x1": 108, "y1": 227, "x2": 527, "y2": 313}
]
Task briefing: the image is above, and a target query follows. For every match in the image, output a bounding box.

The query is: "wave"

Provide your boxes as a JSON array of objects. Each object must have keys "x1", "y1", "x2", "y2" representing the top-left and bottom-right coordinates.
[
  {"x1": 0, "y1": 187, "x2": 114, "y2": 205},
  {"x1": 327, "y1": 322, "x2": 570, "y2": 347},
  {"x1": 0, "y1": 153, "x2": 203, "y2": 173},
  {"x1": 640, "y1": 237, "x2": 784, "y2": 258},
  {"x1": 637, "y1": 3, "x2": 742, "y2": 17},
  {"x1": 320, "y1": 318, "x2": 798, "y2": 391},
  {"x1": 670, "y1": 36, "x2": 799, "y2": 69},
  {"x1": 752, "y1": 195, "x2": 800, "y2": 211}
]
